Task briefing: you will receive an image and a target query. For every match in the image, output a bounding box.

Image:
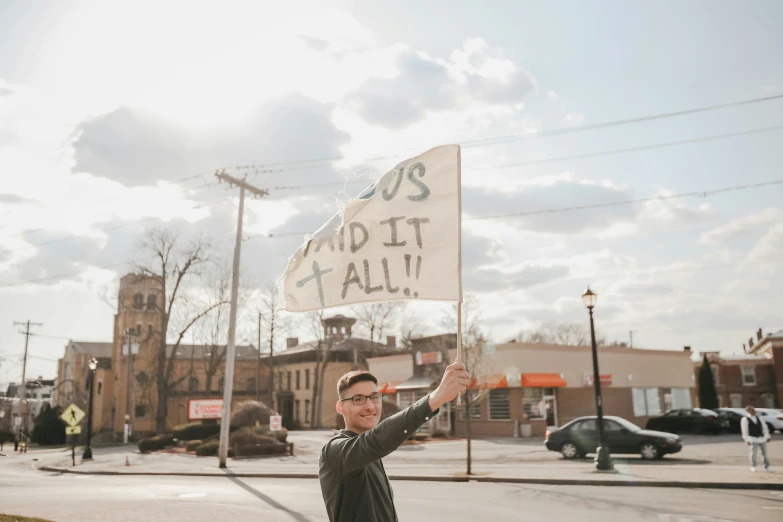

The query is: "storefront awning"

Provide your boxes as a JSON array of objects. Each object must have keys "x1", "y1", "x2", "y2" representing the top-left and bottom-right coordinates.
[
  {"x1": 468, "y1": 374, "x2": 508, "y2": 390},
  {"x1": 521, "y1": 373, "x2": 566, "y2": 387},
  {"x1": 379, "y1": 381, "x2": 403, "y2": 394},
  {"x1": 395, "y1": 375, "x2": 436, "y2": 391}
]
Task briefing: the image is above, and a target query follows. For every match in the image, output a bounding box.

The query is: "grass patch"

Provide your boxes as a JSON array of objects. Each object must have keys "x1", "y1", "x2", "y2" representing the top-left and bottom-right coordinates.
[{"x1": 0, "y1": 513, "x2": 52, "y2": 522}]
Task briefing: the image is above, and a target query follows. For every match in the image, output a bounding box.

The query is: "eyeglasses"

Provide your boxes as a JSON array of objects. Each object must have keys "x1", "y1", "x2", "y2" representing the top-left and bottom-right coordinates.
[{"x1": 340, "y1": 392, "x2": 382, "y2": 406}]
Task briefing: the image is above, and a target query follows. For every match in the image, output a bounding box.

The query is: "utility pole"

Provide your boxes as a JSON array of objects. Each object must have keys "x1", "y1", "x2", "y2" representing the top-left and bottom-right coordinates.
[
  {"x1": 629, "y1": 330, "x2": 638, "y2": 349},
  {"x1": 215, "y1": 170, "x2": 269, "y2": 468},
  {"x1": 256, "y1": 312, "x2": 262, "y2": 401},
  {"x1": 124, "y1": 329, "x2": 136, "y2": 444},
  {"x1": 268, "y1": 303, "x2": 275, "y2": 410},
  {"x1": 13, "y1": 320, "x2": 42, "y2": 439}
]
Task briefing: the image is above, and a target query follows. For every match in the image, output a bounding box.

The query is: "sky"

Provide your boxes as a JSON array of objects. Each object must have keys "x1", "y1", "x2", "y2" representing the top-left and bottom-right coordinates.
[{"x1": 1, "y1": 0, "x2": 782, "y2": 390}]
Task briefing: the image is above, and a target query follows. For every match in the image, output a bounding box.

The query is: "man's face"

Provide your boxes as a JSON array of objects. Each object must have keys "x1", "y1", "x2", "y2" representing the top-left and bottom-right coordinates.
[
  {"x1": 337, "y1": 380, "x2": 382, "y2": 434},
  {"x1": 747, "y1": 406, "x2": 756, "y2": 416}
]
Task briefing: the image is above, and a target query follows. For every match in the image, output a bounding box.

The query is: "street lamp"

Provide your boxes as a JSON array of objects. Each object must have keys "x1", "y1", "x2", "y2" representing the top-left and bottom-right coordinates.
[
  {"x1": 582, "y1": 287, "x2": 613, "y2": 471},
  {"x1": 83, "y1": 358, "x2": 98, "y2": 460}
]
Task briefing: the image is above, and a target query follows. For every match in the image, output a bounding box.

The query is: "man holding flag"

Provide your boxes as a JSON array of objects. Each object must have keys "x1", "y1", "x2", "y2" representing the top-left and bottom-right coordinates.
[{"x1": 277, "y1": 144, "x2": 464, "y2": 521}]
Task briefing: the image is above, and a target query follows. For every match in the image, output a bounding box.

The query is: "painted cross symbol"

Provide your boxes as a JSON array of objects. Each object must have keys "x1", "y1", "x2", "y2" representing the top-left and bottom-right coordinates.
[{"x1": 296, "y1": 261, "x2": 334, "y2": 308}]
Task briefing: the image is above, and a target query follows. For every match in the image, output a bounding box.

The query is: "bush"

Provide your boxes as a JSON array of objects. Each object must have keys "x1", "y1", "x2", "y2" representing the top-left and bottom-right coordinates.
[
  {"x1": 138, "y1": 434, "x2": 175, "y2": 453},
  {"x1": 31, "y1": 404, "x2": 66, "y2": 446},
  {"x1": 230, "y1": 400, "x2": 276, "y2": 429},
  {"x1": 251, "y1": 425, "x2": 270, "y2": 436},
  {"x1": 271, "y1": 428, "x2": 288, "y2": 443},
  {"x1": 172, "y1": 422, "x2": 221, "y2": 441},
  {"x1": 411, "y1": 433, "x2": 430, "y2": 442},
  {"x1": 185, "y1": 439, "x2": 203, "y2": 452},
  {"x1": 194, "y1": 439, "x2": 233, "y2": 457}
]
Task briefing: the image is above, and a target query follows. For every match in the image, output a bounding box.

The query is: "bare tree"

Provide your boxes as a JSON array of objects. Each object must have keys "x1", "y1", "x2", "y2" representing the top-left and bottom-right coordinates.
[
  {"x1": 516, "y1": 321, "x2": 614, "y2": 346},
  {"x1": 135, "y1": 228, "x2": 228, "y2": 433},
  {"x1": 398, "y1": 310, "x2": 428, "y2": 352},
  {"x1": 302, "y1": 310, "x2": 336, "y2": 429},
  {"x1": 352, "y1": 302, "x2": 406, "y2": 345},
  {"x1": 193, "y1": 262, "x2": 234, "y2": 395}
]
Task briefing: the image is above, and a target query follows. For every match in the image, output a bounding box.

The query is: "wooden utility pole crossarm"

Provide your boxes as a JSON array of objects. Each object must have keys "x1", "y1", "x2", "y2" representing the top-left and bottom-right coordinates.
[{"x1": 215, "y1": 170, "x2": 270, "y2": 198}]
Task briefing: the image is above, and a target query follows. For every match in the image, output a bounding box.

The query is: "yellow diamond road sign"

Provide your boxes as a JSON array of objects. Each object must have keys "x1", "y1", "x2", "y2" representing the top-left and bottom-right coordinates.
[
  {"x1": 66, "y1": 426, "x2": 81, "y2": 435},
  {"x1": 61, "y1": 403, "x2": 86, "y2": 427}
]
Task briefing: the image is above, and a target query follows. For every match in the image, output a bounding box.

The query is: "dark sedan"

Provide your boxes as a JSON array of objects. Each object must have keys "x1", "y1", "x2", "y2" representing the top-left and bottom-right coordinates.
[
  {"x1": 716, "y1": 407, "x2": 750, "y2": 434},
  {"x1": 545, "y1": 416, "x2": 682, "y2": 460},
  {"x1": 645, "y1": 408, "x2": 726, "y2": 435}
]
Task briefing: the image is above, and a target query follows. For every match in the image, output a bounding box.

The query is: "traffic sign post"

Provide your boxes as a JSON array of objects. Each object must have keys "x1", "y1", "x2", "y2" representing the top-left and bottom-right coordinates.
[{"x1": 60, "y1": 403, "x2": 86, "y2": 466}]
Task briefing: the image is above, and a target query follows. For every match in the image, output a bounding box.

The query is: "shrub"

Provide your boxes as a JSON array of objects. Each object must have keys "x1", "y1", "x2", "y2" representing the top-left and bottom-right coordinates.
[
  {"x1": 412, "y1": 433, "x2": 430, "y2": 442},
  {"x1": 31, "y1": 404, "x2": 66, "y2": 446},
  {"x1": 270, "y1": 428, "x2": 288, "y2": 443},
  {"x1": 229, "y1": 427, "x2": 276, "y2": 447},
  {"x1": 185, "y1": 439, "x2": 203, "y2": 452},
  {"x1": 138, "y1": 434, "x2": 175, "y2": 453},
  {"x1": 194, "y1": 439, "x2": 234, "y2": 457},
  {"x1": 230, "y1": 400, "x2": 276, "y2": 429},
  {"x1": 251, "y1": 425, "x2": 270, "y2": 436},
  {"x1": 172, "y1": 422, "x2": 221, "y2": 441}
]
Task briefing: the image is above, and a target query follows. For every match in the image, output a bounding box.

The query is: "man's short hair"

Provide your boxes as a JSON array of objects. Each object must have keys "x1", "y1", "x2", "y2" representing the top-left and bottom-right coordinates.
[{"x1": 337, "y1": 371, "x2": 378, "y2": 398}]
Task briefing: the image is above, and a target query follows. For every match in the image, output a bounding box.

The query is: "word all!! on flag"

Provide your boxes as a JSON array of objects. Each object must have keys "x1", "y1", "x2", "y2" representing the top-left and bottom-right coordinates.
[{"x1": 278, "y1": 145, "x2": 462, "y2": 312}]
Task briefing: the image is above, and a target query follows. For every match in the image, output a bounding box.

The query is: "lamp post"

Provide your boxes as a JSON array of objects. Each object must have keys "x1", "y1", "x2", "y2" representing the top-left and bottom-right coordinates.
[
  {"x1": 582, "y1": 287, "x2": 613, "y2": 471},
  {"x1": 83, "y1": 358, "x2": 98, "y2": 460}
]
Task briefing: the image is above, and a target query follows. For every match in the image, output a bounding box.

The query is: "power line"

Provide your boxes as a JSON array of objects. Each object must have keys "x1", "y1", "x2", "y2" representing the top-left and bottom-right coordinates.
[
  {"x1": 462, "y1": 179, "x2": 783, "y2": 221},
  {"x1": 472, "y1": 124, "x2": 783, "y2": 171}
]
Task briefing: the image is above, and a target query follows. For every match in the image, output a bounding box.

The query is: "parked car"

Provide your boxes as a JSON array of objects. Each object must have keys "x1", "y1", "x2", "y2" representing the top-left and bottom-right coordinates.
[
  {"x1": 756, "y1": 408, "x2": 783, "y2": 434},
  {"x1": 545, "y1": 416, "x2": 682, "y2": 460},
  {"x1": 716, "y1": 407, "x2": 750, "y2": 434},
  {"x1": 645, "y1": 408, "x2": 725, "y2": 435}
]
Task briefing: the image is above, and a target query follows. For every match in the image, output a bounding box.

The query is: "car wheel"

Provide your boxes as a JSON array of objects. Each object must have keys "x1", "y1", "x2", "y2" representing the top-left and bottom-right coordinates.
[
  {"x1": 560, "y1": 441, "x2": 580, "y2": 459},
  {"x1": 640, "y1": 442, "x2": 660, "y2": 460}
]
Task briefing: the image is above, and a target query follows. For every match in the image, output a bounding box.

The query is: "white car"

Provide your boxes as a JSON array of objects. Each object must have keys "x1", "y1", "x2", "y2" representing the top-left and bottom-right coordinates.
[{"x1": 756, "y1": 408, "x2": 783, "y2": 434}]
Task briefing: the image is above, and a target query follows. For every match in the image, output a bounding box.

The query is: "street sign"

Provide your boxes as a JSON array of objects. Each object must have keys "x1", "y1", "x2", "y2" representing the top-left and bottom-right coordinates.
[
  {"x1": 66, "y1": 426, "x2": 82, "y2": 435},
  {"x1": 61, "y1": 403, "x2": 86, "y2": 427},
  {"x1": 583, "y1": 373, "x2": 612, "y2": 386},
  {"x1": 269, "y1": 415, "x2": 282, "y2": 431}
]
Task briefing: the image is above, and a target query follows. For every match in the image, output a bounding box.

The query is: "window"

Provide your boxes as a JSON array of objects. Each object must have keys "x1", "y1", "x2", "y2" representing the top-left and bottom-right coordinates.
[
  {"x1": 305, "y1": 399, "x2": 311, "y2": 424},
  {"x1": 742, "y1": 366, "x2": 756, "y2": 386},
  {"x1": 632, "y1": 388, "x2": 661, "y2": 416},
  {"x1": 188, "y1": 377, "x2": 199, "y2": 392},
  {"x1": 218, "y1": 377, "x2": 225, "y2": 391},
  {"x1": 603, "y1": 420, "x2": 622, "y2": 432},
  {"x1": 573, "y1": 419, "x2": 597, "y2": 430},
  {"x1": 730, "y1": 393, "x2": 743, "y2": 408},
  {"x1": 132, "y1": 293, "x2": 144, "y2": 309},
  {"x1": 711, "y1": 365, "x2": 720, "y2": 386},
  {"x1": 305, "y1": 369, "x2": 310, "y2": 389},
  {"x1": 146, "y1": 294, "x2": 157, "y2": 311},
  {"x1": 295, "y1": 400, "x2": 300, "y2": 423},
  {"x1": 458, "y1": 391, "x2": 481, "y2": 420},
  {"x1": 671, "y1": 388, "x2": 692, "y2": 409},
  {"x1": 287, "y1": 371, "x2": 292, "y2": 391},
  {"x1": 247, "y1": 378, "x2": 257, "y2": 393},
  {"x1": 136, "y1": 323, "x2": 142, "y2": 336},
  {"x1": 296, "y1": 370, "x2": 301, "y2": 390},
  {"x1": 147, "y1": 324, "x2": 153, "y2": 338},
  {"x1": 277, "y1": 372, "x2": 283, "y2": 390},
  {"x1": 522, "y1": 388, "x2": 546, "y2": 419},
  {"x1": 97, "y1": 381, "x2": 103, "y2": 395},
  {"x1": 135, "y1": 405, "x2": 147, "y2": 418},
  {"x1": 488, "y1": 389, "x2": 510, "y2": 420}
]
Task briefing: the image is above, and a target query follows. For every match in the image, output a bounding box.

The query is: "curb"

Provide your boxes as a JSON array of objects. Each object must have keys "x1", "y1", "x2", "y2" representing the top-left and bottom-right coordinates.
[{"x1": 38, "y1": 467, "x2": 783, "y2": 490}]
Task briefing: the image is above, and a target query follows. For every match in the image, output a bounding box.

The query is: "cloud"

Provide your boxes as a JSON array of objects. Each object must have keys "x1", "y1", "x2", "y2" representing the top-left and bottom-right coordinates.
[
  {"x1": 71, "y1": 93, "x2": 351, "y2": 188},
  {"x1": 345, "y1": 39, "x2": 535, "y2": 129},
  {"x1": 747, "y1": 222, "x2": 783, "y2": 263},
  {"x1": 700, "y1": 208, "x2": 783, "y2": 245},
  {"x1": 462, "y1": 177, "x2": 635, "y2": 234}
]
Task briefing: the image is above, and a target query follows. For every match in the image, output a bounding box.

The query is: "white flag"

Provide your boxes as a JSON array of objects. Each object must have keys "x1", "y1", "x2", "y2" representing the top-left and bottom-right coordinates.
[{"x1": 278, "y1": 144, "x2": 462, "y2": 312}]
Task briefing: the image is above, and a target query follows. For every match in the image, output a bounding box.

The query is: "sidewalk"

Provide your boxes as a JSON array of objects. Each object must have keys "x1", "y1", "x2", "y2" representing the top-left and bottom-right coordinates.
[{"x1": 11, "y1": 444, "x2": 783, "y2": 490}]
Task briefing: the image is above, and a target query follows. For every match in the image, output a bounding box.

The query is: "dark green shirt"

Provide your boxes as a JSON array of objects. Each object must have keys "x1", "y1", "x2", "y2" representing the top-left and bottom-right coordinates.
[{"x1": 319, "y1": 395, "x2": 438, "y2": 522}]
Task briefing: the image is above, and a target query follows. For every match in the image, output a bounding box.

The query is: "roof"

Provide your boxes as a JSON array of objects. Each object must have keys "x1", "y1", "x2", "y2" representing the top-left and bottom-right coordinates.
[
  {"x1": 68, "y1": 341, "x2": 113, "y2": 358},
  {"x1": 167, "y1": 344, "x2": 259, "y2": 359},
  {"x1": 767, "y1": 330, "x2": 783, "y2": 340}
]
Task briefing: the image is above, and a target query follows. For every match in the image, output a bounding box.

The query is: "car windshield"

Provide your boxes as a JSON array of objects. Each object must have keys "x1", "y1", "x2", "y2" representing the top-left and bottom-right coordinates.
[{"x1": 608, "y1": 417, "x2": 641, "y2": 432}]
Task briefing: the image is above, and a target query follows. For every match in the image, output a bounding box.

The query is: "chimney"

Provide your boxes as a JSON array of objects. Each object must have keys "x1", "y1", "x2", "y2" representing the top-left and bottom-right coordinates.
[
  {"x1": 386, "y1": 335, "x2": 396, "y2": 349},
  {"x1": 286, "y1": 337, "x2": 299, "y2": 349},
  {"x1": 749, "y1": 337, "x2": 754, "y2": 349},
  {"x1": 757, "y1": 328, "x2": 763, "y2": 341},
  {"x1": 683, "y1": 346, "x2": 691, "y2": 352},
  {"x1": 743, "y1": 344, "x2": 747, "y2": 353}
]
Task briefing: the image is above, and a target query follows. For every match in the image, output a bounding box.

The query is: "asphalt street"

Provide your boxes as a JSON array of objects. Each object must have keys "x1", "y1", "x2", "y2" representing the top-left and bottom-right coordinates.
[{"x1": 1, "y1": 461, "x2": 783, "y2": 522}]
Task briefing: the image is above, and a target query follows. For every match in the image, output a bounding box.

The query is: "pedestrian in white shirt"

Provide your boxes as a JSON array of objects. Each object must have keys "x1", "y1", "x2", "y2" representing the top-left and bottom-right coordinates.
[{"x1": 741, "y1": 405, "x2": 771, "y2": 472}]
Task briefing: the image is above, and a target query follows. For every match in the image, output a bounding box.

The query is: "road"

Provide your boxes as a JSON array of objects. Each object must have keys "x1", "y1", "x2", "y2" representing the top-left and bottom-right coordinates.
[{"x1": 1, "y1": 461, "x2": 783, "y2": 521}]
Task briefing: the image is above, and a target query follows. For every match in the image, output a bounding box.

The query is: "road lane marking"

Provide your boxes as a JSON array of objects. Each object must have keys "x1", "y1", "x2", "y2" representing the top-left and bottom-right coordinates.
[{"x1": 178, "y1": 493, "x2": 207, "y2": 498}]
